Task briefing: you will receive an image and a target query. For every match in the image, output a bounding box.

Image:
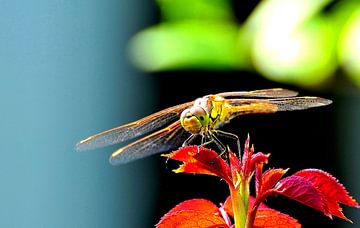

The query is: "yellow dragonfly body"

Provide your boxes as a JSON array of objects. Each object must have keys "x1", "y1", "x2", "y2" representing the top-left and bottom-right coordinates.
[{"x1": 76, "y1": 88, "x2": 331, "y2": 165}]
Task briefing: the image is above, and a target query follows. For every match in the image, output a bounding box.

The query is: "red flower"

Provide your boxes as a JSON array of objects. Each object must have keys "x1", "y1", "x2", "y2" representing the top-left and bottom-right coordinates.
[{"x1": 158, "y1": 135, "x2": 359, "y2": 227}]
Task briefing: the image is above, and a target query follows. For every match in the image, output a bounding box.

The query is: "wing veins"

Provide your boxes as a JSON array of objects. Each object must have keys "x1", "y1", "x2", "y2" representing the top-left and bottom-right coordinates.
[
  {"x1": 109, "y1": 121, "x2": 186, "y2": 164},
  {"x1": 76, "y1": 101, "x2": 193, "y2": 151},
  {"x1": 216, "y1": 88, "x2": 298, "y2": 98},
  {"x1": 227, "y1": 96, "x2": 332, "y2": 115}
]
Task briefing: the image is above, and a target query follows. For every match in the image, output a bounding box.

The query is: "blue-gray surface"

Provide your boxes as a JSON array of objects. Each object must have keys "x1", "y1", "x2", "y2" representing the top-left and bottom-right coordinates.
[{"x1": 0, "y1": 1, "x2": 158, "y2": 227}]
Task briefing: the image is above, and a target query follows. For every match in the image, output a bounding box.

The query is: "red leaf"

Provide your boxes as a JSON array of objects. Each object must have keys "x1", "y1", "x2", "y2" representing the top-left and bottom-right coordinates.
[
  {"x1": 223, "y1": 196, "x2": 234, "y2": 218},
  {"x1": 294, "y1": 169, "x2": 360, "y2": 220},
  {"x1": 156, "y1": 199, "x2": 228, "y2": 228},
  {"x1": 163, "y1": 145, "x2": 202, "y2": 163},
  {"x1": 164, "y1": 146, "x2": 232, "y2": 185},
  {"x1": 260, "y1": 168, "x2": 288, "y2": 195},
  {"x1": 253, "y1": 208, "x2": 301, "y2": 228},
  {"x1": 274, "y1": 169, "x2": 360, "y2": 221},
  {"x1": 294, "y1": 169, "x2": 359, "y2": 207},
  {"x1": 274, "y1": 176, "x2": 326, "y2": 214}
]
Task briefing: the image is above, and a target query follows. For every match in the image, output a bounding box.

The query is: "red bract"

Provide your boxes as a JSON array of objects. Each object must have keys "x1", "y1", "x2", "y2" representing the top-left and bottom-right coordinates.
[
  {"x1": 159, "y1": 135, "x2": 359, "y2": 227},
  {"x1": 240, "y1": 136, "x2": 270, "y2": 181}
]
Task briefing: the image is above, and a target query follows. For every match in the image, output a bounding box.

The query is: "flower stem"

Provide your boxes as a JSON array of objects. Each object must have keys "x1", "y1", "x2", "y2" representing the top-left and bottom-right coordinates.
[
  {"x1": 230, "y1": 185, "x2": 246, "y2": 228},
  {"x1": 241, "y1": 181, "x2": 250, "y2": 214},
  {"x1": 242, "y1": 180, "x2": 251, "y2": 228}
]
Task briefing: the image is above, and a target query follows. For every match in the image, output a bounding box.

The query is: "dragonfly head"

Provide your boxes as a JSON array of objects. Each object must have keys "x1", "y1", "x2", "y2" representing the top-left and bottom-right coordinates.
[{"x1": 180, "y1": 106, "x2": 209, "y2": 134}]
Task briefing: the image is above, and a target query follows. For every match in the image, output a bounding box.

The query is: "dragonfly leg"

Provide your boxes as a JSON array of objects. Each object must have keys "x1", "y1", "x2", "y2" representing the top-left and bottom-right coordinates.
[
  {"x1": 200, "y1": 133, "x2": 214, "y2": 147},
  {"x1": 211, "y1": 133, "x2": 227, "y2": 154},
  {"x1": 216, "y1": 130, "x2": 241, "y2": 158},
  {"x1": 201, "y1": 134, "x2": 206, "y2": 145},
  {"x1": 182, "y1": 134, "x2": 198, "y2": 147},
  {"x1": 183, "y1": 133, "x2": 217, "y2": 152},
  {"x1": 209, "y1": 133, "x2": 229, "y2": 163},
  {"x1": 185, "y1": 133, "x2": 216, "y2": 153}
]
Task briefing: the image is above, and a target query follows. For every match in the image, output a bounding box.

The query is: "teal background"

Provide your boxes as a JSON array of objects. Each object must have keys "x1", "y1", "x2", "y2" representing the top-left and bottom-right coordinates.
[{"x1": 0, "y1": 1, "x2": 158, "y2": 227}]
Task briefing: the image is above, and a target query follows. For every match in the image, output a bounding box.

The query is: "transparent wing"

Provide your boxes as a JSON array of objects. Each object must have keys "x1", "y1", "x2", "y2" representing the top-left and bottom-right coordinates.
[
  {"x1": 226, "y1": 96, "x2": 332, "y2": 117},
  {"x1": 266, "y1": 96, "x2": 332, "y2": 111},
  {"x1": 76, "y1": 101, "x2": 193, "y2": 151},
  {"x1": 109, "y1": 121, "x2": 190, "y2": 165},
  {"x1": 216, "y1": 88, "x2": 298, "y2": 98}
]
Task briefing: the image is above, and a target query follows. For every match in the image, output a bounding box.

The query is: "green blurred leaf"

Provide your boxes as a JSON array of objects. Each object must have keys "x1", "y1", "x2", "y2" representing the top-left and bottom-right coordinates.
[
  {"x1": 253, "y1": 16, "x2": 336, "y2": 87},
  {"x1": 129, "y1": 21, "x2": 248, "y2": 71},
  {"x1": 336, "y1": 1, "x2": 360, "y2": 87},
  {"x1": 247, "y1": 0, "x2": 336, "y2": 87},
  {"x1": 157, "y1": 0, "x2": 234, "y2": 21}
]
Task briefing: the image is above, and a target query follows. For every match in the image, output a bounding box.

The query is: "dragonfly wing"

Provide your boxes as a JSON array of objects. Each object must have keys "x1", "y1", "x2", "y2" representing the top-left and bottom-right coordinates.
[
  {"x1": 267, "y1": 96, "x2": 332, "y2": 111},
  {"x1": 226, "y1": 97, "x2": 332, "y2": 117},
  {"x1": 216, "y1": 88, "x2": 298, "y2": 98},
  {"x1": 76, "y1": 101, "x2": 193, "y2": 151},
  {"x1": 109, "y1": 121, "x2": 190, "y2": 165}
]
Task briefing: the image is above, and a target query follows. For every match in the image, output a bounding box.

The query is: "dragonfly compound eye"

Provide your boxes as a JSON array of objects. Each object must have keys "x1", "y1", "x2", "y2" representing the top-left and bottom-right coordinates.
[{"x1": 180, "y1": 107, "x2": 209, "y2": 134}]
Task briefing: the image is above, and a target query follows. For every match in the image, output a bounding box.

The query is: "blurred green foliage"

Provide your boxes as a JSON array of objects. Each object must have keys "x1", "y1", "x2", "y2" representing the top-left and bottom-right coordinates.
[
  {"x1": 129, "y1": 0, "x2": 360, "y2": 88},
  {"x1": 157, "y1": 0, "x2": 234, "y2": 21}
]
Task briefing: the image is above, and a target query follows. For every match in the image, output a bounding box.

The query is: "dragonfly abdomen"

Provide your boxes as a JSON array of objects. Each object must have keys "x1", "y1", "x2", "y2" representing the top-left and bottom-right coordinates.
[{"x1": 226, "y1": 100, "x2": 278, "y2": 120}]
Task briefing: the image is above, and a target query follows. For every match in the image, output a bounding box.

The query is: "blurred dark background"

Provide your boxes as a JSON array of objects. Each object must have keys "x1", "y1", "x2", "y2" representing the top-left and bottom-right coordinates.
[{"x1": 1, "y1": 0, "x2": 359, "y2": 228}]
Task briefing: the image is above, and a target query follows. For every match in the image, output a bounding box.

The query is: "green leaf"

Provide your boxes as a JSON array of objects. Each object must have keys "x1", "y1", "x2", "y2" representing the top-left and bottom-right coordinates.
[
  {"x1": 129, "y1": 21, "x2": 248, "y2": 71},
  {"x1": 157, "y1": 0, "x2": 234, "y2": 21}
]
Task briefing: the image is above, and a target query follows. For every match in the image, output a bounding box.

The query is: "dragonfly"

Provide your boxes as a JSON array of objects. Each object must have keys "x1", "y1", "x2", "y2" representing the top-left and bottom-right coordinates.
[{"x1": 76, "y1": 88, "x2": 332, "y2": 165}]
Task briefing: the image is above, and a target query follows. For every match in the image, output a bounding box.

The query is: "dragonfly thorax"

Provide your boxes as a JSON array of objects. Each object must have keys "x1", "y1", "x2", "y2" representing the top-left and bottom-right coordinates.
[{"x1": 180, "y1": 106, "x2": 210, "y2": 134}]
